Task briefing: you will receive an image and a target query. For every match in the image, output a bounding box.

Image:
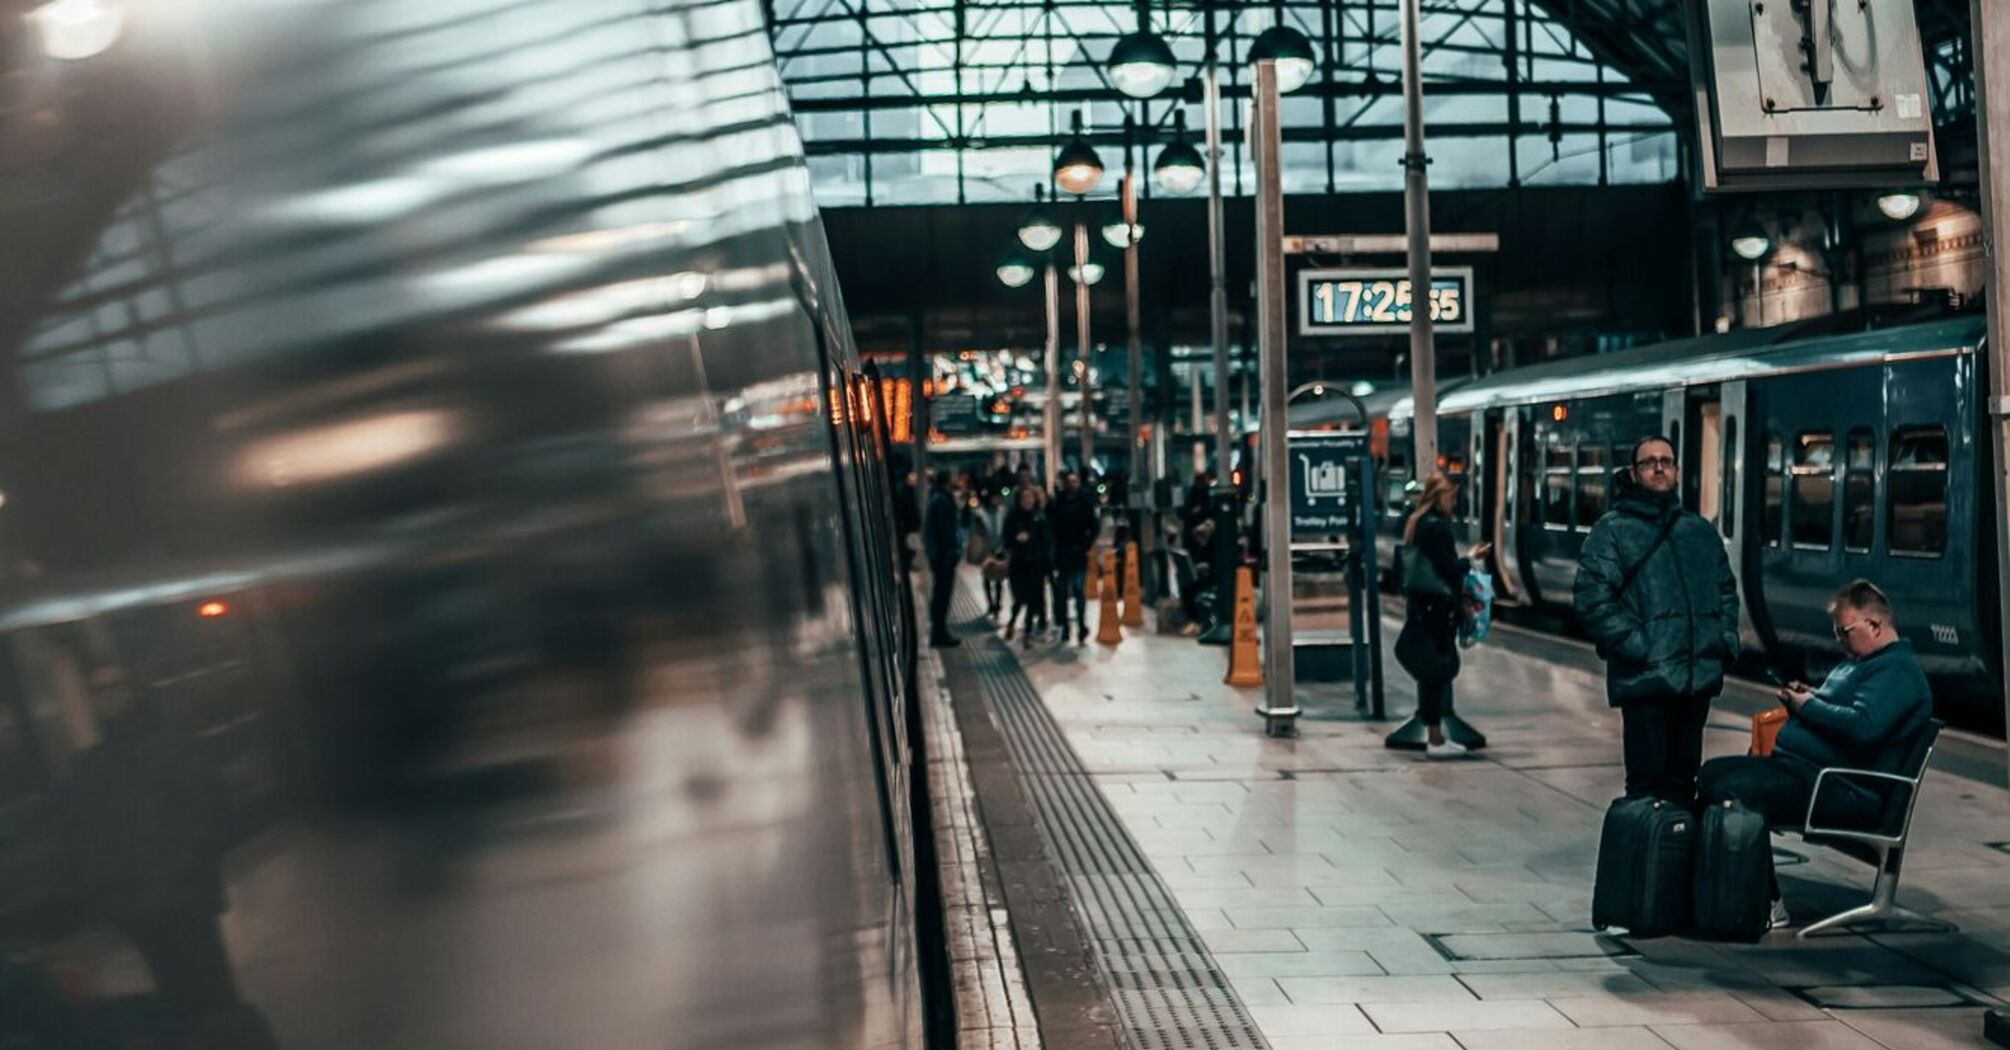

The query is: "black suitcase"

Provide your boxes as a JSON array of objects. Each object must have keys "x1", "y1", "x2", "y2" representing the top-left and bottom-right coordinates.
[
  {"x1": 1691, "y1": 799, "x2": 1772, "y2": 942},
  {"x1": 1592, "y1": 796, "x2": 1693, "y2": 938}
]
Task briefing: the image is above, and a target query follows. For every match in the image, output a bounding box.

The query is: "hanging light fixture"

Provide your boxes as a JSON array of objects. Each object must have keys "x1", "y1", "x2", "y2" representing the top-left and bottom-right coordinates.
[
  {"x1": 27, "y1": 0, "x2": 124, "y2": 60},
  {"x1": 1729, "y1": 220, "x2": 1773, "y2": 262},
  {"x1": 1248, "y1": 22, "x2": 1316, "y2": 94},
  {"x1": 1068, "y1": 259, "x2": 1107, "y2": 286},
  {"x1": 1107, "y1": 28, "x2": 1177, "y2": 99},
  {"x1": 1876, "y1": 190, "x2": 1923, "y2": 222},
  {"x1": 995, "y1": 249, "x2": 1038, "y2": 288},
  {"x1": 1052, "y1": 110, "x2": 1105, "y2": 196},
  {"x1": 1101, "y1": 216, "x2": 1144, "y2": 249},
  {"x1": 1016, "y1": 184, "x2": 1064, "y2": 252},
  {"x1": 1152, "y1": 111, "x2": 1205, "y2": 195}
]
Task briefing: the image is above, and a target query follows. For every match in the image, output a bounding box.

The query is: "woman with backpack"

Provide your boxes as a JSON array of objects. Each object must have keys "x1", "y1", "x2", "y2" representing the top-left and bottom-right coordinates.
[{"x1": 1394, "y1": 473, "x2": 1491, "y2": 759}]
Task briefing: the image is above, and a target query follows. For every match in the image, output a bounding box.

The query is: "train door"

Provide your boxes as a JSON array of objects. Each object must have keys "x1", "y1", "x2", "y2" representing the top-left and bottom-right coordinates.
[
  {"x1": 1719, "y1": 381, "x2": 1762, "y2": 651},
  {"x1": 1488, "y1": 407, "x2": 1527, "y2": 603},
  {"x1": 1667, "y1": 385, "x2": 1762, "y2": 644}
]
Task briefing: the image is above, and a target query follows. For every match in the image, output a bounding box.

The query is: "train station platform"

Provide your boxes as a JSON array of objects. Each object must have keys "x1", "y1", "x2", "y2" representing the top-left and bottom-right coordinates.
[{"x1": 930, "y1": 568, "x2": 2010, "y2": 1050}]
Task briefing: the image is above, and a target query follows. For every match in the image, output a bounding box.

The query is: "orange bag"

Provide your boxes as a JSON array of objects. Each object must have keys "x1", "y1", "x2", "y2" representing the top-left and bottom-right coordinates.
[{"x1": 1750, "y1": 707, "x2": 1788, "y2": 757}]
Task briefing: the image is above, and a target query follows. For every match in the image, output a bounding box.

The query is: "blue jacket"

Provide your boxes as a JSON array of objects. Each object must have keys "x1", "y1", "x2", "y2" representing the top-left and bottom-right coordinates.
[
  {"x1": 923, "y1": 488, "x2": 962, "y2": 566},
  {"x1": 1776, "y1": 639, "x2": 1932, "y2": 778}
]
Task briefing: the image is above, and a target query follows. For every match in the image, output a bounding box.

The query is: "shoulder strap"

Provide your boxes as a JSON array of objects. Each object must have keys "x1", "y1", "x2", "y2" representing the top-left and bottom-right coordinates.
[{"x1": 1615, "y1": 512, "x2": 1679, "y2": 597}]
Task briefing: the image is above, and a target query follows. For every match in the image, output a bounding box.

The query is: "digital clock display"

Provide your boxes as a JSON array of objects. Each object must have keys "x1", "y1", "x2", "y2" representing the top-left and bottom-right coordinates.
[{"x1": 1299, "y1": 267, "x2": 1475, "y2": 336}]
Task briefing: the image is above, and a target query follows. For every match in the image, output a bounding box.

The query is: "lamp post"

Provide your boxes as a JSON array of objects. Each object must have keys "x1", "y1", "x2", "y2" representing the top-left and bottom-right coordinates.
[
  {"x1": 1013, "y1": 185, "x2": 1065, "y2": 486},
  {"x1": 1399, "y1": 0, "x2": 1439, "y2": 481},
  {"x1": 1072, "y1": 219, "x2": 1096, "y2": 474}
]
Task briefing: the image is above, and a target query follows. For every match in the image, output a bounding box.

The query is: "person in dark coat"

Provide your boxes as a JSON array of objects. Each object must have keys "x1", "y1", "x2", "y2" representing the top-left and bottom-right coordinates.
[
  {"x1": 1001, "y1": 486, "x2": 1053, "y2": 648},
  {"x1": 1573, "y1": 435, "x2": 1740, "y2": 805},
  {"x1": 1046, "y1": 471, "x2": 1099, "y2": 644},
  {"x1": 54, "y1": 669, "x2": 274, "y2": 1046},
  {"x1": 1697, "y1": 579, "x2": 1931, "y2": 929},
  {"x1": 922, "y1": 469, "x2": 963, "y2": 647},
  {"x1": 1394, "y1": 473, "x2": 1490, "y2": 758}
]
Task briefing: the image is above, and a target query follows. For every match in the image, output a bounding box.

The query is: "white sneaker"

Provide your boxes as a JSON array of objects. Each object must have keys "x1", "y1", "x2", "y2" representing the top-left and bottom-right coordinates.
[
  {"x1": 1424, "y1": 740, "x2": 1470, "y2": 760},
  {"x1": 1769, "y1": 897, "x2": 1792, "y2": 930}
]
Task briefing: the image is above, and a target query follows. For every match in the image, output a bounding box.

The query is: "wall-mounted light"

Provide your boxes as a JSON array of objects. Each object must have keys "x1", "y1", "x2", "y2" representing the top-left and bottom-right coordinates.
[
  {"x1": 1729, "y1": 221, "x2": 1773, "y2": 262},
  {"x1": 1876, "y1": 191, "x2": 1923, "y2": 222}
]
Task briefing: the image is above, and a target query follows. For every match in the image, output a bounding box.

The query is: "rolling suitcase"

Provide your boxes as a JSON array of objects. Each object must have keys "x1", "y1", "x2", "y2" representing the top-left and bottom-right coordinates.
[
  {"x1": 1691, "y1": 799, "x2": 1772, "y2": 942},
  {"x1": 1592, "y1": 796, "x2": 1693, "y2": 938}
]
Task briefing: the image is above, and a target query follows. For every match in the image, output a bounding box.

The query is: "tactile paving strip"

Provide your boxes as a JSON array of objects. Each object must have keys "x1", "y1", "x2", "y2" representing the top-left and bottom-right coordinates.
[{"x1": 955, "y1": 590, "x2": 1269, "y2": 1050}]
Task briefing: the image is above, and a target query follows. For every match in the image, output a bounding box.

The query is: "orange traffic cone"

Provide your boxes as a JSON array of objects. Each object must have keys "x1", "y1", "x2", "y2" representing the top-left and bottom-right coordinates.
[
  {"x1": 1224, "y1": 565, "x2": 1263, "y2": 686},
  {"x1": 1084, "y1": 546, "x2": 1102, "y2": 599},
  {"x1": 1096, "y1": 549, "x2": 1124, "y2": 646},
  {"x1": 1120, "y1": 541, "x2": 1145, "y2": 628}
]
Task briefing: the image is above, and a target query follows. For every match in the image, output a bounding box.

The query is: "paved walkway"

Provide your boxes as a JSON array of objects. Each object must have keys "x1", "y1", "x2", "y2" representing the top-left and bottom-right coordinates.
[{"x1": 968, "y1": 571, "x2": 2010, "y2": 1050}]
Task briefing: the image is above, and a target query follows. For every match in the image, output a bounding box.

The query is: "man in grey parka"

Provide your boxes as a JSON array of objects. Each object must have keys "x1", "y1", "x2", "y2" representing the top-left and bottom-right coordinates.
[{"x1": 1573, "y1": 435, "x2": 1740, "y2": 804}]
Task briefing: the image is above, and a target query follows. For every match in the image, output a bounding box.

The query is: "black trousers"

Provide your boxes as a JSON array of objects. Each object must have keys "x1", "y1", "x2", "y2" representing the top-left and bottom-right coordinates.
[
  {"x1": 927, "y1": 559, "x2": 957, "y2": 640},
  {"x1": 1698, "y1": 754, "x2": 1879, "y2": 832},
  {"x1": 1620, "y1": 695, "x2": 1713, "y2": 805},
  {"x1": 984, "y1": 574, "x2": 1004, "y2": 613},
  {"x1": 127, "y1": 909, "x2": 241, "y2": 1024},
  {"x1": 1417, "y1": 679, "x2": 1452, "y2": 725}
]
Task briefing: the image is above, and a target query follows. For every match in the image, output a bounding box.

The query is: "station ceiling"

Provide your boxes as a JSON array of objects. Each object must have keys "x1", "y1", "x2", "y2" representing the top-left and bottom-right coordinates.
[{"x1": 767, "y1": 0, "x2": 1978, "y2": 207}]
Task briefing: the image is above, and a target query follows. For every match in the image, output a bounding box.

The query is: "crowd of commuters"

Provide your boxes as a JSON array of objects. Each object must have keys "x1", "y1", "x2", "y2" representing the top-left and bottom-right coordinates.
[{"x1": 902, "y1": 461, "x2": 1112, "y2": 651}]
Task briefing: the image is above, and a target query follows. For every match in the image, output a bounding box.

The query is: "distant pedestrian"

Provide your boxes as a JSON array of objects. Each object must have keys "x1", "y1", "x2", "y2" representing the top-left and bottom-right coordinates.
[
  {"x1": 1574, "y1": 435, "x2": 1739, "y2": 805},
  {"x1": 923, "y1": 470, "x2": 963, "y2": 648},
  {"x1": 1002, "y1": 486, "x2": 1053, "y2": 647},
  {"x1": 1048, "y1": 470, "x2": 1099, "y2": 644},
  {"x1": 975, "y1": 492, "x2": 1009, "y2": 617},
  {"x1": 1394, "y1": 473, "x2": 1490, "y2": 758}
]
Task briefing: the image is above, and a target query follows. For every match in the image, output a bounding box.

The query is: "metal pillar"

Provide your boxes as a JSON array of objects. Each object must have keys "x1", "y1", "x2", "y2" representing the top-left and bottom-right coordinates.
[
  {"x1": 1400, "y1": 0, "x2": 1439, "y2": 478},
  {"x1": 1205, "y1": 60, "x2": 1232, "y2": 477},
  {"x1": 1074, "y1": 221, "x2": 1094, "y2": 474},
  {"x1": 1123, "y1": 160, "x2": 1153, "y2": 591},
  {"x1": 1253, "y1": 59, "x2": 1296, "y2": 736},
  {"x1": 1973, "y1": 0, "x2": 2010, "y2": 788},
  {"x1": 1043, "y1": 261, "x2": 1062, "y2": 487}
]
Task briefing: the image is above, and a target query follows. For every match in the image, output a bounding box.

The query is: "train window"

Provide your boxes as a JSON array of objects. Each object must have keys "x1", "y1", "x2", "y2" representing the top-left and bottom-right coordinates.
[
  {"x1": 1790, "y1": 431, "x2": 1835, "y2": 549},
  {"x1": 1542, "y1": 444, "x2": 1573, "y2": 528},
  {"x1": 1384, "y1": 450, "x2": 1411, "y2": 515},
  {"x1": 1720, "y1": 417, "x2": 1738, "y2": 539},
  {"x1": 1762, "y1": 432, "x2": 1785, "y2": 547},
  {"x1": 1575, "y1": 445, "x2": 1608, "y2": 528},
  {"x1": 1888, "y1": 425, "x2": 1949, "y2": 557},
  {"x1": 1842, "y1": 428, "x2": 1875, "y2": 553}
]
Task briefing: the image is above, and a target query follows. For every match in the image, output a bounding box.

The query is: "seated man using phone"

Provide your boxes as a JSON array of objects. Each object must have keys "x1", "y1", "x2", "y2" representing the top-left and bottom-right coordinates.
[{"x1": 1696, "y1": 579, "x2": 1933, "y2": 928}]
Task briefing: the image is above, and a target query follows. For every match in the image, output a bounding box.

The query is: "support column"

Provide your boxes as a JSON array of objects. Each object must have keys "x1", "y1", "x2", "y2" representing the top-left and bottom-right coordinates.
[
  {"x1": 1044, "y1": 262, "x2": 1062, "y2": 488},
  {"x1": 1075, "y1": 221, "x2": 1094, "y2": 474},
  {"x1": 1400, "y1": 0, "x2": 1438, "y2": 477},
  {"x1": 1252, "y1": 59, "x2": 1297, "y2": 735},
  {"x1": 1971, "y1": 0, "x2": 2010, "y2": 788}
]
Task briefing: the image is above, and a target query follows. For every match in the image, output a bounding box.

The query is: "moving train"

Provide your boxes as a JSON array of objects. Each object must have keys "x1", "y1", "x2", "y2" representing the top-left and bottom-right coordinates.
[
  {"x1": 0, "y1": 1, "x2": 936, "y2": 1047},
  {"x1": 1298, "y1": 309, "x2": 2002, "y2": 734}
]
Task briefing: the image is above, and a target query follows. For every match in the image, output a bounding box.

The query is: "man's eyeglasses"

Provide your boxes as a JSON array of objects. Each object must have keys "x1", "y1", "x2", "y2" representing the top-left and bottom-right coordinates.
[
  {"x1": 1833, "y1": 618, "x2": 1876, "y2": 641},
  {"x1": 1634, "y1": 456, "x2": 1677, "y2": 471}
]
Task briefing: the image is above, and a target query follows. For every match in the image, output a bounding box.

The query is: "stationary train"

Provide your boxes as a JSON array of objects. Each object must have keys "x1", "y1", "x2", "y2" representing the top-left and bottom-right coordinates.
[
  {"x1": 0, "y1": 1, "x2": 936, "y2": 1046},
  {"x1": 1295, "y1": 309, "x2": 2002, "y2": 734}
]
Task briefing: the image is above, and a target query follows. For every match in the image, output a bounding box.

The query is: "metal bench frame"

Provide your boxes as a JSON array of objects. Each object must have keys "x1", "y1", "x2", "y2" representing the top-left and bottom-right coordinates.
[{"x1": 1790, "y1": 721, "x2": 1953, "y2": 939}]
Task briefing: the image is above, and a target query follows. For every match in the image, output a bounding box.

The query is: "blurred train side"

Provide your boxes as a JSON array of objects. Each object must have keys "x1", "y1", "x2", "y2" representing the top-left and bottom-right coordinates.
[
  {"x1": 1344, "y1": 314, "x2": 2002, "y2": 734},
  {"x1": 0, "y1": 1, "x2": 930, "y2": 1047}
]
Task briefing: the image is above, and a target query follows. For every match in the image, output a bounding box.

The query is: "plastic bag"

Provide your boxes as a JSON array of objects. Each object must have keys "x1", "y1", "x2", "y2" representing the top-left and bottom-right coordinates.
[{"x1": 1458, "y1": 569, "x2": 1494, "y2": 648}]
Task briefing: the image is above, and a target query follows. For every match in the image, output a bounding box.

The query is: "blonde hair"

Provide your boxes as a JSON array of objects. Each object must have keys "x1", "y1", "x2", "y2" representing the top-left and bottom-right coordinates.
[{"x1": 1403, "y1": 472, "x2": 1457, "y2": 544}]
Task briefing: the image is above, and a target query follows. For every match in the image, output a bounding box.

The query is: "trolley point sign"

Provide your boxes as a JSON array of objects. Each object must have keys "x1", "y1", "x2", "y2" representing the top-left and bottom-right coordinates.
[{"x1": 1288, "y1": 431, "x2": 1369, "y2": 538}]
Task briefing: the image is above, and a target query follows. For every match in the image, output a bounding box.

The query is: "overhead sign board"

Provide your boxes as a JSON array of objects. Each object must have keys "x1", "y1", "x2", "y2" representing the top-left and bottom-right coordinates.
[
  {"x1": 1287, "y1": 431, "x2": 1369, "y2": 539},
  {"x1": 1299, "y1": 267, "x2": 1475, "y2": 337}
]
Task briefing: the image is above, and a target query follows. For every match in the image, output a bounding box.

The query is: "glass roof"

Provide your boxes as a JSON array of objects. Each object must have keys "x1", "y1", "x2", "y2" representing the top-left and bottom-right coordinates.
[{"x1": 769, "y1": 0, "x2": 1681, "y2": 207}]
